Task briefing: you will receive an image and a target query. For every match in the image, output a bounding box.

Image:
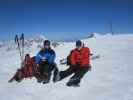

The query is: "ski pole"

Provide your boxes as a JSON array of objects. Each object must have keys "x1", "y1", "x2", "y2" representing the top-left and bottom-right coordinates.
[
  {"x1": 15, "y1": 34, "x2": 23, "y2": 63},
  {"x1": 20, "y1": 33, "x2": 24, "y2": 61}
]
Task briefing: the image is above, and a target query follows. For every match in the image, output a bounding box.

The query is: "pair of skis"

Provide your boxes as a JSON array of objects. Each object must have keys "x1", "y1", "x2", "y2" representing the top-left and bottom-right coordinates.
[{"x1": 15, "y1": 33, "x2": 25, "y2": 67}]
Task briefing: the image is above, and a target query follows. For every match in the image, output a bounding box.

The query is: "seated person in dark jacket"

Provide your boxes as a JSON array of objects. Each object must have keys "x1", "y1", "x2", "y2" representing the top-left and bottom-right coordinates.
[{"x1": 35, "y1": 40, "x2": 58, "y2": 84}]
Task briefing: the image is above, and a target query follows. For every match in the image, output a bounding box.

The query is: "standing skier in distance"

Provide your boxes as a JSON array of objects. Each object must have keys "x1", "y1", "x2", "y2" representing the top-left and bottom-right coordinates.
[
  {"x1": 55, "y1": 40, "x2": 91, "y2": 87},
  {"x1": 35, "y1": 40, "x2": 59, "y2": 84}
]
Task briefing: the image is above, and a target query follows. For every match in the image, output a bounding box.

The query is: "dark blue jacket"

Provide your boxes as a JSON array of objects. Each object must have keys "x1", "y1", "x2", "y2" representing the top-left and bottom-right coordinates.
[{"x1": 35, "y1": 48, "x2": 56, "y2": 64}]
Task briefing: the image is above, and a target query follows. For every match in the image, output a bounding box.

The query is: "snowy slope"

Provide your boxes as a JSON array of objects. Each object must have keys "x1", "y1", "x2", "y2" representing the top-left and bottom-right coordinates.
[{"x1": 0, "y1": 34, "x2": 133, "y2": 100}]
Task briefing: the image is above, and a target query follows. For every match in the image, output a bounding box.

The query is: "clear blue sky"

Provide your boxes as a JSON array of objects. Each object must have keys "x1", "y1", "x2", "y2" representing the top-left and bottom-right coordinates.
[{"x1": 0, "y1": 0, "x2": 132, "y2": 41}]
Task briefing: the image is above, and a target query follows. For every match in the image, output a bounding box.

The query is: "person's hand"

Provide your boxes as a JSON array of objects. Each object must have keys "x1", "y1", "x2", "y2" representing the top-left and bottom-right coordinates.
[
  {"x1": 71, "y1": 64, "x2": 77, "y2": 67},
  {"x1": 90, "y1": 53, "x2": 93, "y2": 56},
  {"x1": 36, "y1": 64, "x2": 39, "y2": 68}
]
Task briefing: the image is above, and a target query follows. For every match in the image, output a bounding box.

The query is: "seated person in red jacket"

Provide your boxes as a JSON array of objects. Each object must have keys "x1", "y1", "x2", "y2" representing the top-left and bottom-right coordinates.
[{"x1": 54, "y1": 40, "x2": 91, "y2": 86}]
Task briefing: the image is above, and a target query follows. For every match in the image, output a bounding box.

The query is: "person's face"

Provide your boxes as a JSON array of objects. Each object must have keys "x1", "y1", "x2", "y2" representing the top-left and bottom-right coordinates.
[
  {"x1": 44, "y1": 44, "x2": 50, "y2": 49},
  {"x1": 76, "y1": 45, "x2": 82, "y2": 50}
]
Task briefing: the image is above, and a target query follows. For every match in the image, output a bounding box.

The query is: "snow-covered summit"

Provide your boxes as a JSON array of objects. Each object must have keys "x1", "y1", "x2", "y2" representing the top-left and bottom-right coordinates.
[{"x1": 0, "y1": 34, "x2": 133, "y2": 100}]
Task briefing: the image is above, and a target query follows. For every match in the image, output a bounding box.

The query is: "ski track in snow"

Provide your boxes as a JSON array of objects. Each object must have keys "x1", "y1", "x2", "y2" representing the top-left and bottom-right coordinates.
[{"x1": 0, "y1": 34, "x2": 133, "y2": 100}]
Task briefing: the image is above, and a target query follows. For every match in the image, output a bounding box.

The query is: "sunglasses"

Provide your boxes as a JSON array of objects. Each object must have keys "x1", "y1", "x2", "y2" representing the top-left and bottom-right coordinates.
[
  {"x1": 44, "y1": 44, "x2": 50, "y2": 46},
  {"x1": 76, "y1": 45, "x2": 81, "y2": 48}
]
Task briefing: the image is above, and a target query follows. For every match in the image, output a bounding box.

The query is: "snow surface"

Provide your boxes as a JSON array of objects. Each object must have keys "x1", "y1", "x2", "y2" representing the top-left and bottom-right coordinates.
[{"x1": 0, "y1": 34, "x2": 133, "y2": 100}]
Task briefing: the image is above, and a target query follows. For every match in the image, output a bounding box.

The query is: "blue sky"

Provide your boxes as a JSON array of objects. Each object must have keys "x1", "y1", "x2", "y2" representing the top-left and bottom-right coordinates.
[{"x1": 0, "y1": 0, "x2": 132, "y2": 41}]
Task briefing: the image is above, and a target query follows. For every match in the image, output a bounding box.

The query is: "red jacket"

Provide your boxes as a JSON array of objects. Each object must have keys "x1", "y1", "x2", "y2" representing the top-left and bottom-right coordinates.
[{"x1": 70, "y1": 47, "x2": 91, "y2": 67}]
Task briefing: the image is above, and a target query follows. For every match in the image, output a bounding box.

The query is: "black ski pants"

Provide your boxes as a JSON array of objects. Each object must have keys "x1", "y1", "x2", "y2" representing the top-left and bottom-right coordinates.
[{"x1": 59, "y1": 65, "x2": 91, "y2": 84}]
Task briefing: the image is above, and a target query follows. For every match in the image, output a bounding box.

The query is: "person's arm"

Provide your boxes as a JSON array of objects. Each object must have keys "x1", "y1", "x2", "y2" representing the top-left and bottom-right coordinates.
[
  {"x1": 87, "y1": 47, "x2": 93, "y2": 56},
  {"x1": 48, "y1": 50, "x2": 56, "y2": 64},
  {"x1": 70, "y1": 51, "x2": 76, "y2": 65},
  {"x1": 35, "y1": 52, "x2": 42, "y2": 64}
]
